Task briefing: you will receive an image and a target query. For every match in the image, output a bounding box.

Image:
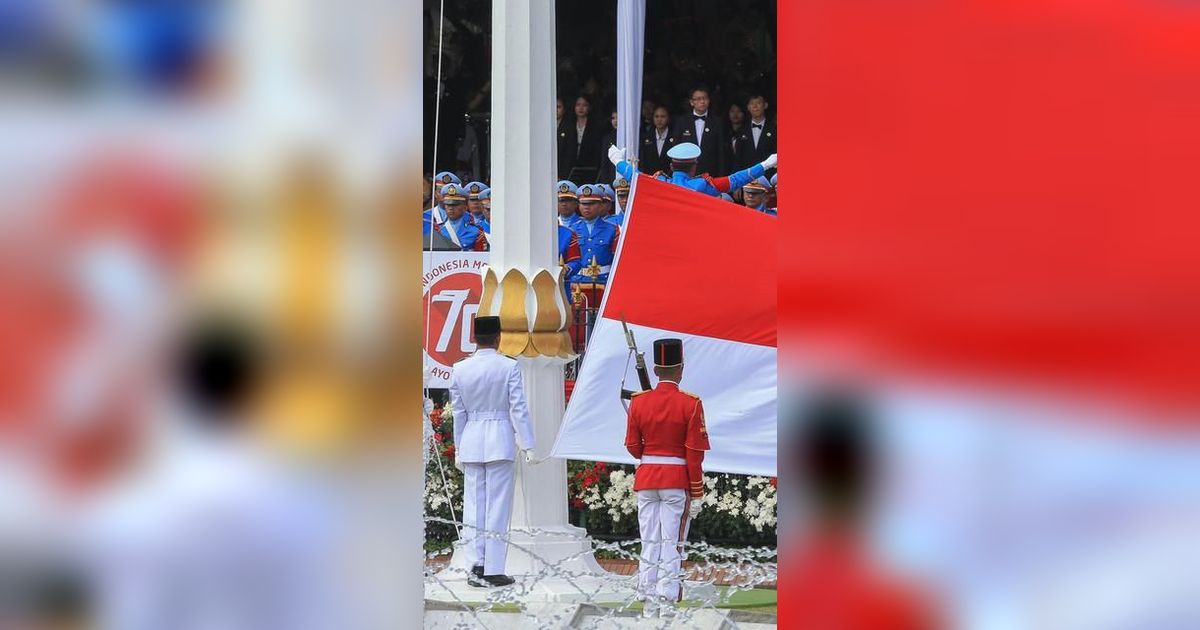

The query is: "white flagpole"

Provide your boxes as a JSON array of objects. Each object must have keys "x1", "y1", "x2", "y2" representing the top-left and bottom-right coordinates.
[{"x1": 616, "y1": 0, "x2": 646, "y2": 168}]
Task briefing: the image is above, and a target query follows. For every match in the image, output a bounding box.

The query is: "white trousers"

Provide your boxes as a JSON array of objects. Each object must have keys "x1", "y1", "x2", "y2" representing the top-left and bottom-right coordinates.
[
  {"x1": 636, "y1": 488, "x2": 689, "y2": 600},
  {"x1": 461, "y1": 460, "x2": 516, "y2": 576}
]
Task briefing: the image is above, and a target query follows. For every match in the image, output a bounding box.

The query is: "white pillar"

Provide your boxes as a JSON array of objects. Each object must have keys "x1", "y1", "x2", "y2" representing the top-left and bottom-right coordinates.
[{"x1": 455, "y1": 0, "x2": 603, "y2": 578}]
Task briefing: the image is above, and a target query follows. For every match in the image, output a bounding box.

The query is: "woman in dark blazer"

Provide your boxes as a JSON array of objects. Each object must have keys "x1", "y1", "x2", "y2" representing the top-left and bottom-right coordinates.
[
  {"x1": 638, "y1": 105, "x2": 674, "y2": 175},
  {"x1": 557, "y1": 94, "x2": 605, "y2": 181}
]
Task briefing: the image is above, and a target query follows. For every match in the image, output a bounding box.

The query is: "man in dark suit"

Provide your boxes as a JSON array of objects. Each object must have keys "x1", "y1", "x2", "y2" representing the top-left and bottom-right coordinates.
[
  {"x1": 639, "y1": 105, "x2": 674, "y2": 175},
  {"x1": 670, "y1": 87, "x2": 729, "y2": 176},
  {"x1": 734, "y1": 93, "x2": 778, "y2": 172}
]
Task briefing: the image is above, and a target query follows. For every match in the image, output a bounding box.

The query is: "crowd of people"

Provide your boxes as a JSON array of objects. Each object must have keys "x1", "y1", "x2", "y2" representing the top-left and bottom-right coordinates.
[
  {"x1": 424, "y1": 86, "x2": 779, "y2": 258},
  {"x1": 558, "y1": 87, "x2": 778, "y2": 183}
]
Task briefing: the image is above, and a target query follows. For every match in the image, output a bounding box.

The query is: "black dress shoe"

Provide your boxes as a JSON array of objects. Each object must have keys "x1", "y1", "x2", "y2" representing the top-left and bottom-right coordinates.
[
  {"x1": 483, "y1": 574, "x2": 515, "y2": 587},
  {"x1": 466, "y1": 573, "x2": 489, "y2": 588},
  {"x1": 471, "y1": 565, "x2": 484, "y2": 578}
]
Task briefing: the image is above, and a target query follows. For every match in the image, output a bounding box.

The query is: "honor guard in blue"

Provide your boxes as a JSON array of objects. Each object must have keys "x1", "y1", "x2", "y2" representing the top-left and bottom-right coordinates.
[
  {"x1": 600, "y1": 184, "x2": 623, "y2": 226},
  {"x1": 481, "y1": 188, "x2": 493, "y2": 223},
  {"x1": 556, "y1": 180, "x2": 580, "y2": 228},
  {"x1": 608, "y1": 176, "x2": 630, "y2": 225},
  {"x1": 594, "y1": 184, "x2": 613, "y2": 221},
  {"x1": 613, "y1": 176, "x2": 630, "y2": 208},
  {"x1": 559, "y1": 222, "x2": 582, "y2": 280},
  {"x1": 609, "y1": 142, "x2": 776, "y2": 198},
  {"x1": 476, "y1": 189, "x2": 492, "y2": 233},
  {"x1": 568, "y1": 184, "x2": 621, "y2": 288},
  {"x1": 466, "y1": 181, "x2": 489, "y2": 219},
  {"x1": 742, "y1": 177, "x2": 777, "y2": 216},
  {"x1": 426, "y1": 171, "x2": 463, "y2": 228},
  {"x1": 437, "y1": 184, "x2": 489, "y2": 251},
  {"x1": 433, "y1": 171, "x2": 462, "y2": 207}
]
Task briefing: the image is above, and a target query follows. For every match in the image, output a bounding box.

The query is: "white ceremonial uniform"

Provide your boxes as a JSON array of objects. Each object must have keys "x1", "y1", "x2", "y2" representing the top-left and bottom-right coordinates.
[
  {"x1": 637, "y1": 486, "x2": 688, "y2": 600},
  {"x1": 80, "y1": 424, "x2": 339, "y2": 630},
  {"x1": 449, "y1": 348, "x2": 536, "y2": 576}
]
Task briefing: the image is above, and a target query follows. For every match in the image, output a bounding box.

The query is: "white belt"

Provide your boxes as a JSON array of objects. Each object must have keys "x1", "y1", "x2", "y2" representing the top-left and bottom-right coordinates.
[
  {"x1": 575, "y1": 265, "x2": 611, "y2": 276},
  {"x1": 467, "y1": 410, "x2": 510, "y2": 422},
  {"x1": 641, "y1": 455, "x2": 686, "y2": 465}
]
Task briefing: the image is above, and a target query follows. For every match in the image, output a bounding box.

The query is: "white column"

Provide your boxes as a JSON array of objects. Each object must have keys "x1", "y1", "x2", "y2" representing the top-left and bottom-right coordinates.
[
  {"x1": 487, "y1": 0, "x2": 603, "y2": 576},
  {"x1": 490, "y1": 0, "x2": 557, "y2": 272}
]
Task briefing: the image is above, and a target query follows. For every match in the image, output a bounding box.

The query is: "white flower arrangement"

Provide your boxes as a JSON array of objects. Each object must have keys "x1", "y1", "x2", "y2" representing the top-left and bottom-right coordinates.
[{"x1": 575, "y1": 468, "x2": 778, "y2": 532}]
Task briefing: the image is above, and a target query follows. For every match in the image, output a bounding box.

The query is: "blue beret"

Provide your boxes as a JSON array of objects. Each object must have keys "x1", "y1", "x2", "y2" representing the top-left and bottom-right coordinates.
[
  {"x1": 666, "y1": 142, "x2": 701, "y2": 161},
  {"x1": 434, "y1": 171, "x2": 461, "y2": 186}
]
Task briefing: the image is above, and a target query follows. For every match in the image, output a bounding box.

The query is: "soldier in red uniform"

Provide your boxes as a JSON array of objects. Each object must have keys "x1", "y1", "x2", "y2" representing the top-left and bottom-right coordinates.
[
  {"x1": 624, "y1": 338, "x2": 710, "y2": 607},
  {"x1": 782, "y1": 390, "x2": 943, "y2": 630}
]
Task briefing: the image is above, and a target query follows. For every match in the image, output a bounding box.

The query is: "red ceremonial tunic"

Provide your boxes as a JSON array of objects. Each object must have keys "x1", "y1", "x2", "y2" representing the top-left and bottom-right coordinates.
[
  {"x1": 624, "y1": 381, "x2": 710, "y2": 497},
  {"x1": 782, "y1": 529, "x2": 942, "y2": 630}
]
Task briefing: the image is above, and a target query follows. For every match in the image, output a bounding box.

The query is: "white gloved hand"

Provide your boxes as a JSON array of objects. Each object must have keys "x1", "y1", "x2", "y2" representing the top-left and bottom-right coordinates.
[
  {"x1": 759, "y1": 153, "x2": 777, "y2": 170},
  {"x1": 607, "y1": 144, "x2": 625, "y2": 166},
  {"x1": 522, "y1": 449, "x2": 534, "y2": 464},
  {"x1": 688, "y1": 499, "x2": 703, "y2": 520},
  {"x1": 454, "y1": 458, "x2": 464, "y2": 472}
]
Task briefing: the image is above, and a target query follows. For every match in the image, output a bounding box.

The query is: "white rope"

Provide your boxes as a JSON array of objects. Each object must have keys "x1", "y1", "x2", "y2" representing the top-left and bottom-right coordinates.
[
  {"x1": 422, "y1": 0, "x2": 445, "y2": 399},
  {"x1": 423, "y1": 0, "x2": 461, "y2": 539}
]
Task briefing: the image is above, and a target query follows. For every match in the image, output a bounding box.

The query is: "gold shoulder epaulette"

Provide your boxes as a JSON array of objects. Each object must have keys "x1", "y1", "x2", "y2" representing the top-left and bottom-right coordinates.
[
  {"x1": 631, "y1": 390, "x2": 649, "y2": 398},
  {"x1": 680, "y1": 389, "x2": 700, "y2": 399}
]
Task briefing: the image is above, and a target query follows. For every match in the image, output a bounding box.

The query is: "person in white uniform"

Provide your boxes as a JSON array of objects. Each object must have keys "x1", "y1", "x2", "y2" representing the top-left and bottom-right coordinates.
[
  {"x1": 79, "y1": 319, "x2": 341, "y2": 630},
  {"x1": 449, "y1": 315, "x2": 536, "y2": 587}
]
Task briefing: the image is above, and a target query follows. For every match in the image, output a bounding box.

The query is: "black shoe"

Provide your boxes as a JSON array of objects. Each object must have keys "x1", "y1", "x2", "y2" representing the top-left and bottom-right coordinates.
[
  {"x1": 466, "y1": 573, "x2": 489, "y2": 588},
  {"x1": 483, "y1": 574, "x2": 515, "y2": 587},
  {"x1": 471, "y1": 565, "x2": 484, "y2": 578}
]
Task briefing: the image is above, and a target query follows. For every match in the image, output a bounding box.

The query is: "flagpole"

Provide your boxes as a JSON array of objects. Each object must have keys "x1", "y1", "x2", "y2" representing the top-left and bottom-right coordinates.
[{"x1": 616, "y1": 0, "x2": 646, "y2": 169}]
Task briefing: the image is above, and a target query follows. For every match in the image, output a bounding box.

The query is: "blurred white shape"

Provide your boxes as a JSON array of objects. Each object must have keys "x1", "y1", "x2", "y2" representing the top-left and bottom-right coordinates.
[
  {"x1": 80, "y1": 415, "x2": 341, "y2": 630},
  {"x1": 866, "y1": 384, "x2": 1200, "y2": 630}
]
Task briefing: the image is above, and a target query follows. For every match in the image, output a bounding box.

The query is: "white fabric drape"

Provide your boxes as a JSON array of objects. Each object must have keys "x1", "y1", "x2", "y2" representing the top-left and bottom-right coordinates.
[{"x1": 616, "y1": 0, "x2": 646, "y2": 162}]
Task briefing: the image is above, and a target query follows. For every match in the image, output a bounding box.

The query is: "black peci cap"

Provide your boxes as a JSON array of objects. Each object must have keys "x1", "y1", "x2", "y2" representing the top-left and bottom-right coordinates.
[
  {"x1": 653, "y1": 338, "x2": 683, "y2": 368},
  {"x1": 474, "y1": 315, "x2": 501, "y2": 337}
]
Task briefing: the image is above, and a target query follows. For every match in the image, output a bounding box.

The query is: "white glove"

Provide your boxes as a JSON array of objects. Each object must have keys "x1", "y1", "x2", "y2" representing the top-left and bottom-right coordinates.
[
  {"x1": 688, "y1": 499, "x2": 703, "y2": 520},
  {"x1": 454, "y1": 458, "x2": 464, "y2": 472},
  {"x1": 607, "y1": 144, "x2": 625, "y2": 166},
  {"x1": 522, "y1": 449, "x2": 534, "y2": 464},
  {"x1": 759, "y1": 153, "x2": 777, "y2": 170}
]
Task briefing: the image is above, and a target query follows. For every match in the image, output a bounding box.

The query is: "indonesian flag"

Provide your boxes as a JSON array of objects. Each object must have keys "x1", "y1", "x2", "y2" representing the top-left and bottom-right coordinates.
[
  {"x1": 775, "y1": 2, "x2": 1200, "y2": 628},
  {"x1": 552, "y1": 175, "x2": 776, "y2": 476}
]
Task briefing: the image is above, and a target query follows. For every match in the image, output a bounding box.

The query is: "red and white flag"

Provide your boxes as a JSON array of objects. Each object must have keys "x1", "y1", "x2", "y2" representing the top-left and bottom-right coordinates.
[{"x1": 551, "y1": 175, "x2": 777, "y2": 476}]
